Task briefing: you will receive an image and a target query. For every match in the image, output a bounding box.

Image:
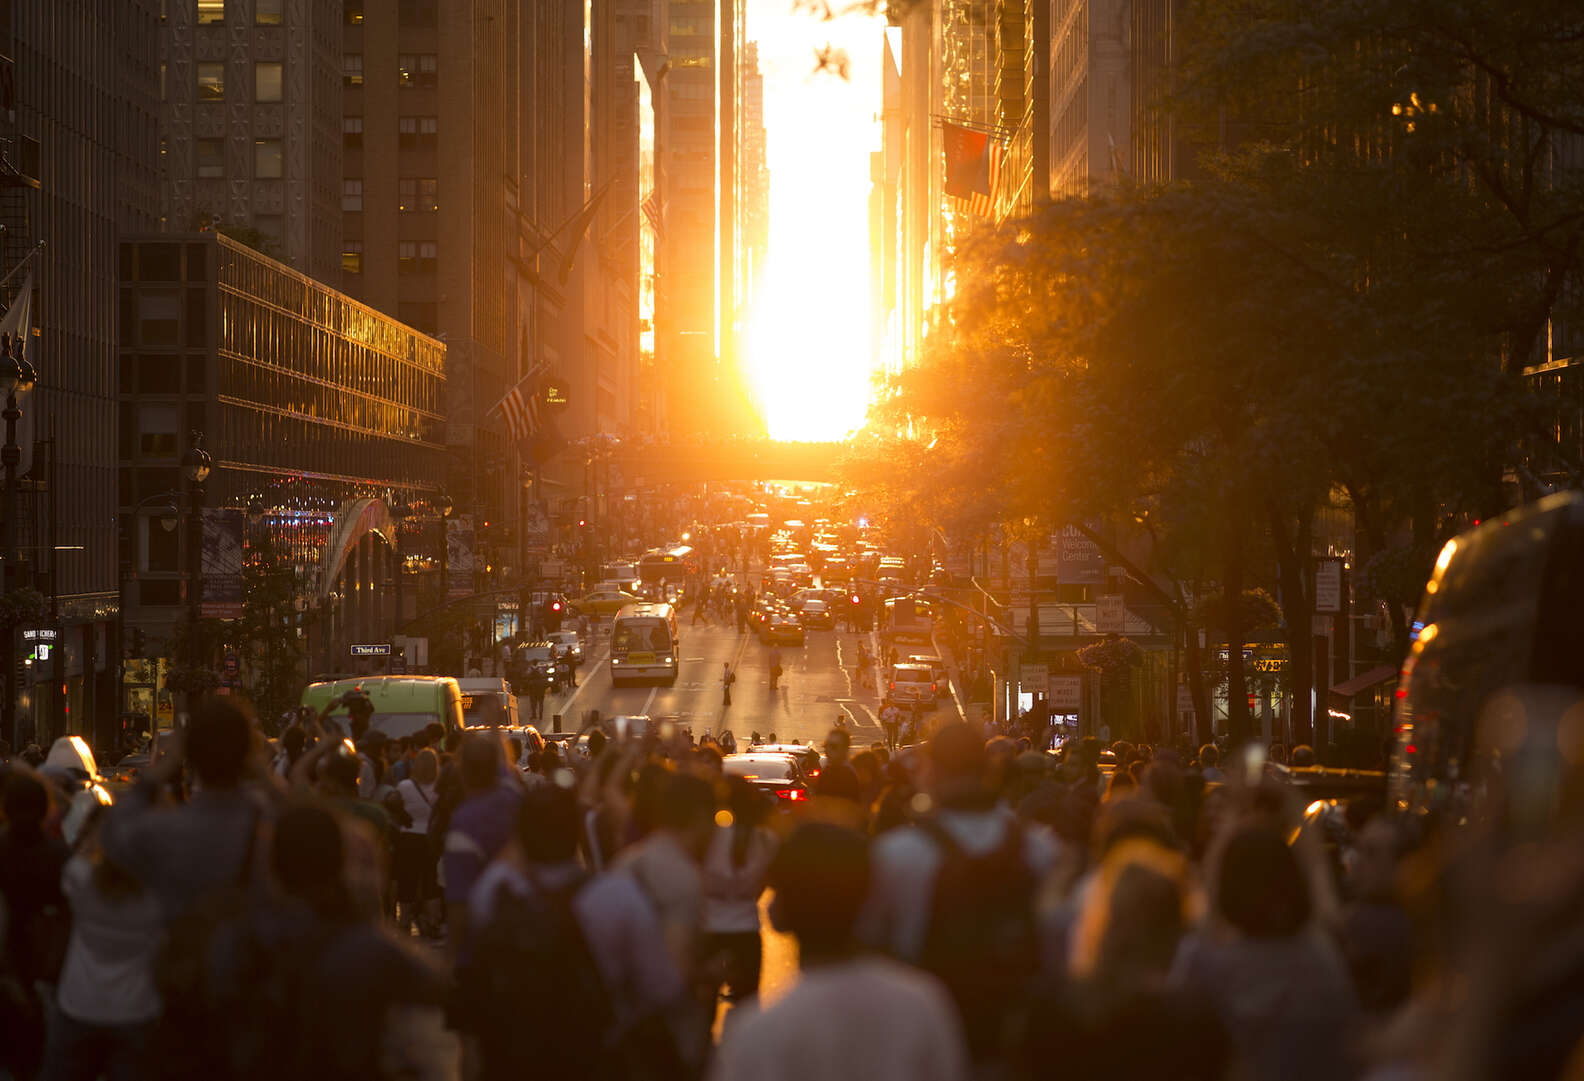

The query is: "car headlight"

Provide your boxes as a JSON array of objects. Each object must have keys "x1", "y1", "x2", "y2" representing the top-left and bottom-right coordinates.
[
  {"x1": 611, "y1": 658, "x2": 621, "y2": 665},
  {"x1": 664, "y1": 656, "x2": 675, "y2": 665}
]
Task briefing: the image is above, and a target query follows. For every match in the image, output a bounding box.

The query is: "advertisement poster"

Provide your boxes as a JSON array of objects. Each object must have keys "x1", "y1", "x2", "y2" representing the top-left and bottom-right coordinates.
[
  {"x1": 524, "y1": 501, "x2": 550, "y2": 552},
  {"x1": 447, "y1": 514, "x2": 474, "y2": 598},
  {"x1": 201, "y1": 508, "x2": 244, "y2": 619}
]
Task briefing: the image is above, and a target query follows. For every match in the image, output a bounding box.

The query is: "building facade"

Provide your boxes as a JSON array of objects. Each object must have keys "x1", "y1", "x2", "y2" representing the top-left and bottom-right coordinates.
[
  {"x1": 1, "y1": 0, "x2": 163, "y2": 750},
  {"x1": 118, "y1": 233, "x2": 446, "y2": 729},
  {"x1": 158, "y1": 0, "x2": 344, "y2": 282},
  {"x1": 1048, "y1": 0, "x2": 1130, "y2": 198}
]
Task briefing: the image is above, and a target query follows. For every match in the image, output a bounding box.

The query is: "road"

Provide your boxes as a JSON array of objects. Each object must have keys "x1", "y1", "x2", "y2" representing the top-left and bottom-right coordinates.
[{"x1": 534, "y1": 613, "x2": 962, "y2": 747}]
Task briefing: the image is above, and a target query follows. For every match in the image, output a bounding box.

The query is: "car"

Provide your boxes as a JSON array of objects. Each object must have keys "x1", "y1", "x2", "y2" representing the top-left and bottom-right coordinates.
[
  {"x1": 800, "y1": 598, "x2": 834, "y2": 629},
  {"x1": 301, "y1": 676, "x2": 466, "y2": 740},
  {"x1": 906, "y1": 654, "x2": 950, "y2": 698},
  {"x1": 545, "y1": 630, "x2": 583, "y2": 667},
  {"x1": 569, "y1": 588, "x2": 643, "y2": 617},
  {"x1": 787, "y1": 562, "x2": 815, "y2": 587},
  {"x1": 103, "y1": 751, "x2": 151, "y2": 794},
  {"x1": 752, "y1": 742, "x2": 825, "y2": 781},
  {"x1": 887, "y1": 662, "x2": 937, "y2": 706},
  {"x1": 457, "y1": 676, "x2": 521, "y2": 728},
  {"x1": 516, "y1": 642, "x2": 573, "y2": 690},
  {"x1": 722, "y1": 752, "x2": 810, "y2": 804},
  {"x1": 764, "y1": 612, "x2": 806, "y2": 645}
]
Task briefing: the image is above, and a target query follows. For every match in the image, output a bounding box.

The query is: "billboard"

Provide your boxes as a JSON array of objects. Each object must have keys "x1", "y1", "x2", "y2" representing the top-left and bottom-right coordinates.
[{"x1": 447, "y1": 514, "x2": 474, "y2": 598}]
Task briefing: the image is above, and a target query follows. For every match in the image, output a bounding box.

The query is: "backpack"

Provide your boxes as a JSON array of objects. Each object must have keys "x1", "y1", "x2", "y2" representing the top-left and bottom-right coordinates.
[
  {"x1": 917, "y1": 816, "x2": 1039, "y2": 1064},
  {"x1": 454, "y1": 870, "x2": 621, "y2": 1081}
]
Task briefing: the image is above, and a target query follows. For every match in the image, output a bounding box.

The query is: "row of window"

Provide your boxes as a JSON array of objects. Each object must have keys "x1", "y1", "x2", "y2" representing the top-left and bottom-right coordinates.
[
  {"x1": 344, "y1": 54, "x2": 438, "y2": 89},
  {"x1": 193, "y1": 60, "x2": 283, "y2": 102},
  {"x1": 196, "y1": 137, "x2": 286, "y2": 179},
  {"x1": 194, "y1": 0, "x2": 282, "y2": 24},
  {"x1": 345, "y1": 0, "x2": 440, "y2": 26},
  {"x1": 342, "y1": 116, "x2": 438, "y2": 149},
  {"x1": 341, "y1": 242, "x2": 438, "y2": 276},
  {"x1": 341, "y1": 178, "x2": 439, "y2": 212}
]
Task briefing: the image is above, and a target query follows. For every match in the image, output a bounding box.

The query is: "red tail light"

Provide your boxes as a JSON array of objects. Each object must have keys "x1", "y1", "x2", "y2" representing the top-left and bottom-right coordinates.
[
  {"x1": 776, "y1": 787, "x2": 808, "y2": 801},
  {"x1": 889, "y1": 681, "x2": 896, "y2": 691},
  {"x1": 806, "y1": 768, "x2": 821, "y2": 779},
  {"x1": 931, "y1": 683, "x2": 937, "y2": 693}
]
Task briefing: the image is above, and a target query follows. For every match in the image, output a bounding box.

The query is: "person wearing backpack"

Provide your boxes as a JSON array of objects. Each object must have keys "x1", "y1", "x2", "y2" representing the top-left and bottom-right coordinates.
[
  {"x1": 462, "y1": 782, "x2": 696, "y2": 1081},
  {"x1": 858, "y1": 722, "x2": 1060, "y2": 1072}
]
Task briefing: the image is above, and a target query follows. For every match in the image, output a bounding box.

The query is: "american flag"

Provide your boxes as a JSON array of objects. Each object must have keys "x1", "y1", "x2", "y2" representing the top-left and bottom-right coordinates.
[
  {"x1": 942, "y1": 120, "x2": 1004, "y2": 220},
  {"x1": 950, "y1": 139, "x2": 1002, "y2": 218},
  {"x1": 494, "y1": 369, "x2": 543, "y2": 445}
]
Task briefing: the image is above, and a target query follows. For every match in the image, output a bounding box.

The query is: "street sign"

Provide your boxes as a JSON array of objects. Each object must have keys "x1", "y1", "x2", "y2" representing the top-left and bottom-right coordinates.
[
  {"x1": 1020, "y1": 663, "x2": 1048, "y2": 692},
  {"x1": 1314, "y1": 558, "x2": 1343, "y2": 613},
  {"x1": 1097, "y1": 594, "x2": 1126, "y2": 634},
  {"x1": 1048, "y1": 675, "x2": 1082, "y2": 713},
  {"x1": 350, "y1": 643, "x2": 392, "y2": 657}
]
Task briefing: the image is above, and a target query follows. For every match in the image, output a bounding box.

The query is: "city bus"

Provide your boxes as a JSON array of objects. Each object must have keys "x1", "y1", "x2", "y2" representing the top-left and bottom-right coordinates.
[
  {"x1": 638, "y1": 545, "x2": 697, "y2": 598},
  {"x1": 609, "y1": 602, "x2": 682, "y2": 687}
]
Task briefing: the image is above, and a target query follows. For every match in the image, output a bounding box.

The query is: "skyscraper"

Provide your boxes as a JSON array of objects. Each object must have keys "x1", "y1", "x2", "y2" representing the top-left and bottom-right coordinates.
[
  {"x1": 157, "y1": 0, "x2": 344, "y2": 282},
  {"x1": 1, "y1": 0, "x2": 163, "y2": 745}
]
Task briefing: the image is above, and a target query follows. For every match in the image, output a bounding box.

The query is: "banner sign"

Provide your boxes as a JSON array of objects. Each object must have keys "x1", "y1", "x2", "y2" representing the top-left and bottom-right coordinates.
[
  {"x1": 447, "y1": 515, "x2": 474, "y2": 598},
  {"x1": 201, "y1": 508, "x2": 245, "y2": 619},
  {"x1": 1314, "y1": 558, "x2": 1343, "y2": 613},
  {"x1": 524, "y1": 501, "x2": 550, "y2": 552},
  {"x1": 1056, "y1": 525, "x2": 1104, "y2": 585},
  {"x1": 1097, "y1": 594, "x2": 1126, "y2": 634}
]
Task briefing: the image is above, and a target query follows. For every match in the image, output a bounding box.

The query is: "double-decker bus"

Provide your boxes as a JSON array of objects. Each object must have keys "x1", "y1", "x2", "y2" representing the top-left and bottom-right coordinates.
[{"x1": 610, "y1": 602, "x2": 681, "y2": 687}]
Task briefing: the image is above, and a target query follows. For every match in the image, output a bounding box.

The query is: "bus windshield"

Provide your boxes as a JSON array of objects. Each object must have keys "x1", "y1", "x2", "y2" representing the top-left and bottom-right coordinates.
[{"x1": 612, "y1": 618, "x2": 673, "y2": 653}]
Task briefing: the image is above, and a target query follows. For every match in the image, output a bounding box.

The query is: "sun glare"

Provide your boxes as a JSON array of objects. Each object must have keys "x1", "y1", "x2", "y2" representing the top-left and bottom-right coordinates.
[{"x1": 746, "y1": 0, "x2": 884, "y2": 442}]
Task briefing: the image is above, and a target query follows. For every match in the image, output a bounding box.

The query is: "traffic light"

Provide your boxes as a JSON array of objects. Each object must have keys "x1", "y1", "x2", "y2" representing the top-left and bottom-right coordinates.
[{"x1": 545, "y1": 596, "x2": 564, "y2": 632}]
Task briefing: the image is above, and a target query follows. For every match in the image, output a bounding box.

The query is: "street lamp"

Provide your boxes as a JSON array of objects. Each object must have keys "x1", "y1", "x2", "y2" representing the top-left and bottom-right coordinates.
[
  {"x1": 181, "y1": 432, "x2": 213, "y2": 683},
  {"x1": 2, "y1": 332, "x2": 38, "y2": 748},
  {"x1": 389, "y1": 492, "x2": 411, "y2": 638}
]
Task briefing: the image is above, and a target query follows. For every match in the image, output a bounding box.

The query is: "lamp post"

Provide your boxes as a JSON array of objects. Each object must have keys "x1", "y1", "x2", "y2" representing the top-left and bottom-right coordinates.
[
  {"x1": 181, "y1": 433, "x2": 213, "y2": 693},
  {"x1": 389, "y1": 492, "x2": 411, "y2": 642},
  {"x1": 1, "y1": 333, "x2": 39, "y2": 748},
  {"x1": 436, "y1": 491, "x2": 453, "y2": 608}
]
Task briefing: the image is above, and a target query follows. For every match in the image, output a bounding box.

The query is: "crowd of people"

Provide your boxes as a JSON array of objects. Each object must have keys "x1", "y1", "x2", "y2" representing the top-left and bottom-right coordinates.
[{"x1": 3, "y1": 691, "x2": 1582, "y2": 1081}]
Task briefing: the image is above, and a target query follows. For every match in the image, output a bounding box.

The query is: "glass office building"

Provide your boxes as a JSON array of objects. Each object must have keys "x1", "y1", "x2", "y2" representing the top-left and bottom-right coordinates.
[{"x1": 118, "y1": 233, "x2": 446, "y2": 722}]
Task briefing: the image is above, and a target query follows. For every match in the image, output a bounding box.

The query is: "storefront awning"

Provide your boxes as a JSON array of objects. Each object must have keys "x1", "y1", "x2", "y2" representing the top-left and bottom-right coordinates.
[{"x1": 1330, "y1": 664, "x2": 1396, "y2": 700}]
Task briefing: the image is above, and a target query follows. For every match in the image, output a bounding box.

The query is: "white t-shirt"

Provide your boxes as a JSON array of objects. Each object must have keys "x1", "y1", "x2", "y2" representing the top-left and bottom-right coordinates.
[
  {"x1": 702, "y1": 825, "x2": 776, "y2": 934},
  {"x1": 710, "y1": 956, "x2": 969, "y2": 1081}
]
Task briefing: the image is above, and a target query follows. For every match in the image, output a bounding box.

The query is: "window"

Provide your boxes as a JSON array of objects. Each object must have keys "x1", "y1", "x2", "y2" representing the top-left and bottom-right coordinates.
[
  {"x1": 399, "y1": 115, "x2": 437, "y2": 148},
  {"x1": 196, "y1": 138, "x2": 224, "y2": 177},
  {"x1": 136, "y1": 291, "x2": 181, "y2": 346},
  {"x1": 197, "y1": 63, "x2": 224, "y2": 100},
  {"x1": 345, "y1": 0, "x2": 364, "y2": 22},
  {"x1": 343, "y1": 242, "x2": 363, "y2": 275},
  {"x1": 398, "y1": 241, "x2": 437, "y2": 273},
  {"x1": 255, "y1": 61, "x2": 283, "y2": 102},
  {"x1": 343, "y1": 54, "x2": 363, "y2": 87},
  {"x1": 254, "y1": 138, "x2": 283, "y2": 178},
  {"x1": 255, "y1": 0, "x2": 282, "y2": 22},
  {"x1": 343, "y1": 116, "x2": 363, "y2": 148},
  {"x1": 342, "y1": 179, "x2": 363, "y2": 211},
  {"x1": 398, "y1": 0, "x2": 437, "y2": 25},
  {"x1": 398, "y1": 53, "x2": 437, "y2": 88},
  {"x1": 398, "y1": 178, "x2": 415, "y2": 211},
  {"x1": 418, "y1": 177, "x2": 438, "y2": 211},
  {"x1": 196, "y1": 0, "x2": 225, "y2": 24}
]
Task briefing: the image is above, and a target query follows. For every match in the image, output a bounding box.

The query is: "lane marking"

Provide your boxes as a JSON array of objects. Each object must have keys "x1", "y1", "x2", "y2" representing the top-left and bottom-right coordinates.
[{"x1": 640, "y1": 685, "x2": 659, "y2": 717}]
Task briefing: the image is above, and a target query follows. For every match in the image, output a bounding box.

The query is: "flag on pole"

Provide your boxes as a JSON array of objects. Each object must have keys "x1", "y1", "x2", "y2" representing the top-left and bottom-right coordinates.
[
  {"x1": 492, "y1": 368, "x2": 544, "y2": 448},
  {"x1": 942, "y1": 121, "x2": 1003, "y2": 218}
]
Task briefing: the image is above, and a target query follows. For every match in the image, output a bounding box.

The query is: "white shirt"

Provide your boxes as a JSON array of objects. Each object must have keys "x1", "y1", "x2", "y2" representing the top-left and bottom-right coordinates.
[
  {"x1": 702, "y1": 825, "x2": 776, "y2": 934},
  {"x1": 397, "y1": 778, "x2": 439, "y2": 834},
  {"x1": 710, "y1": 957, "x2": 969, "y2": 1081},
  {"x1": 56, "y1": 856, "x2": 164, "y2": 1025}
]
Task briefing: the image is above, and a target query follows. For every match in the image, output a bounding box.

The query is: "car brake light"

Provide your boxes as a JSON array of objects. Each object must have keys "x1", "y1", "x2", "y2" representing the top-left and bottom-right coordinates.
[
  {"x1": 776, "y1": 788, "x2": 807, "y2": 801},
  {"x1": 889, "y1": 681, "x2": 896, "y2": 691}
]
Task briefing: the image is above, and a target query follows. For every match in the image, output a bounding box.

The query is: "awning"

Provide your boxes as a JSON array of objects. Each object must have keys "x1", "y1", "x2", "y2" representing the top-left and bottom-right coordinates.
[{"x1": 1330, "y1": 664, "x2": 1396, "y2": 700}]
